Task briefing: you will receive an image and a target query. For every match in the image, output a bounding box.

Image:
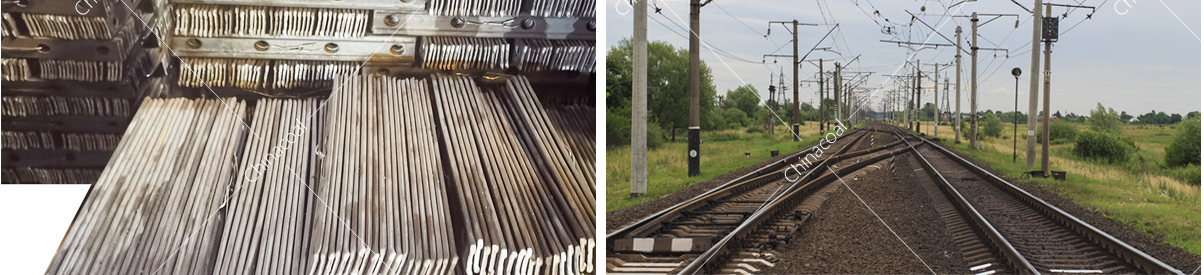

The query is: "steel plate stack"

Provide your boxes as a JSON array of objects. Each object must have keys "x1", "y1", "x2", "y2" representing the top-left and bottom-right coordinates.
[
  {"x1": 307, "y1": 75, "x2": 459, "y2": 274},
  {"x1": 46, "y1": 97, "x2": 249, "y2": 274},
  {"x1": 433, "y1": 74, "x2": 594, "y2": 275},
  {"x1": 212, "y1": 98, "x2": 322, "y2": 275}
]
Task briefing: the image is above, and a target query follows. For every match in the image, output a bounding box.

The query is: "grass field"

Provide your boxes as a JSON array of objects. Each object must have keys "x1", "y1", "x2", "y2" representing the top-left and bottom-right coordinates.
[
  {"x1": 606, "y1": 122, "x2": 834, "y2": 211},
  {"x1": 910, "y1": 120, "x2": 1200, "y2": 255}
]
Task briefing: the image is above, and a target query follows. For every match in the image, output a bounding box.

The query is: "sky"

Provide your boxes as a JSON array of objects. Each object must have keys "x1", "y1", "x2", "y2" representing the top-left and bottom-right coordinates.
[{"x1": 606, "y1": 0, "x2": 1202, "y2": 117}]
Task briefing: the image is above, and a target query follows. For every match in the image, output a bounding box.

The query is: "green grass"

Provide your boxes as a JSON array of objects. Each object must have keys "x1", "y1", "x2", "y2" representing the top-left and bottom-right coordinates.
[
  {"x1": 606, "y1": 122, "x2": 833, "y2": 211},
  {"x1": 911, "y1": 121, "x2": 1200, "y2": 255}
]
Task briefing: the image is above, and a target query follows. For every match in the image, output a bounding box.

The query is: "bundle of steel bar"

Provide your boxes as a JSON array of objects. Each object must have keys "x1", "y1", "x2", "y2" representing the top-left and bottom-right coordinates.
[
  {"x1": 421, "y1": 37, "x2": 511, "y2": 71},
  {"x1": 213, "y1": 98, "x2": 321, "y2": 275},
  {"x1": 1, "y1": 167, "x2": 103, "y2": 184},
  {"x1": 19, "y1": 13, "x2": 113, "y2": 40},
  {"x1": 514, "y1": 39, "x2": 596, "y2": 73},
  {"x1": 0, "y1": 58, "x2": 124, "y2": 82},
  {"x1": 46, "y1": 97, "x2": 249, "y2": 274},
  {"x1": 307, "y1": 74, "x2": 458, "y2": 274},
  {"x1": 428, "y1": 0, "x2": 523, "y2": 16},
  {"x1": 544, "y1": 102, "x2": 596, "y2": 178},
  {"x1": 177, "y1": 58, "x2": 359, "y2": 89},
  {"x1": 1, "y1": 58, "x2": 31, "y2": 81},
  {"x1": 1, "y1": 96, "x2": 132, "y2": 117},
  {"x1": 2, "y1": 131, "x2": 121, "y2": 151},
  {"x1": 495, "y1": 75, "x2": 595, "y2": 269},
  {"x1": 173, "y1": 5, "x2": 370, "y2": 38},
  {"x1": 432, "y1": 74, "x2": 594, "y2": 275}
]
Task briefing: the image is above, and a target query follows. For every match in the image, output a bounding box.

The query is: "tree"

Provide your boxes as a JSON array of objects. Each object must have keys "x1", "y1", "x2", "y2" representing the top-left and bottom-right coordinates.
[
  {"x1": 1053, "y1": 110, "x2": 1062, "y2": 118},
  {"x1": 981, "y1": 112, "x2": 1004, "y2": 137},
  {"x1": 722, "y1": 108, "x2": 749, "y2": 128},
  {"x1": 1000, "y1": 111, "x2": 1027, "y2": 125},
  {"x1": 1120, "y1": 111, "x2": 1133, "y2": 123},
  {"x1": 920, "y1": 103, "x2": 936, "y2": 121},
  {"x1": 723, "y1": 84, "x2": 761, "y2": 118},
  {"x1": 1165, "y1": 118, "x2": 1201, "y2": 167},
  {"x1": 1170, "y1": 113, "x2": 1183, "y2": 124},
  {"x1": 605, "y1": 37, "x2": 719, "y2": 141},
  {"x1": 1088, "y1": 103, "x2": 1123, "y2": 136},
  {"x1": 1188, "y1": 111, "x2": 1200, "y2": 120},
  {"x1": 800, "y1": 102, "x2": 814, "y2": 113}
]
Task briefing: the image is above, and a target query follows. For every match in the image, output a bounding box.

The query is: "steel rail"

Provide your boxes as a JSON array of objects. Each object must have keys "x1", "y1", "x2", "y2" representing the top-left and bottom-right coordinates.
[
  {"x1": 677, "y1": 126, "x2": 884, "y2": 275},
  {"x1": 896, "y1": 124, "x2": 1184, "y2": 275},
  {"x1": 606, "y1": 127, "x2": 867, "y2": 241},
  {"x1": 885, "y1": 123, "x2": 1039, "y2": 275}
]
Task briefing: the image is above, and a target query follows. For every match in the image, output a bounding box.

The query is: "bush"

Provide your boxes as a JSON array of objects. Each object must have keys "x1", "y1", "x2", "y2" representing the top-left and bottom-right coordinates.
[
  {"x1": 646, "y1": 122, "x2": 666, "y2": 148},
  {"x1": 606, "y1": 105, "x2": 632, "y2": 146},
  {"x1": 607, "y1": 103, "x2": 667, "y2": 149},
  {"x1": 1048, "y1": 121, "x2": 1079, "y2": 140},
  {"x1": 707, "y1": 132, "x2": 742, "y2": 142},
  {"x1": 702, "y1": 107, "x2": 726, "y2": 130},
  {"x1": 981, "y1": 112, "x2": 1004, "y2": 137},
  {"x1": 1165, "y1": 118, "x2": 1201, "y2": 167},
  {"x1": 1036, "y1": 121, "x2": 1079, "y2": 145},
  {"x1": 722, "y1": 108, "x2": 750, "y2": 128},
  {"x1": 1088, "y1": 103, "x2": 1124, "y2": 136},
  {"x1": 961, "y1": 121, "x2": 984, "y2": 140},
  {"x1": 1073, "y1": 131, "x2": 1131, "y2": 163},
  {"x1": 1165, "y1": 165, "x2": 1201, "y2": 186},
  {"x1": 745, "y1": 126, "x2": 765, "y2": 134}
]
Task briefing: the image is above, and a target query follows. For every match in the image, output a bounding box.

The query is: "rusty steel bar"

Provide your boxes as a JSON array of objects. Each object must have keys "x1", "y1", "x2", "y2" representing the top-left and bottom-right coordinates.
[{"x1": 46, "y1": 98, "x2": 249, "y2": 275}]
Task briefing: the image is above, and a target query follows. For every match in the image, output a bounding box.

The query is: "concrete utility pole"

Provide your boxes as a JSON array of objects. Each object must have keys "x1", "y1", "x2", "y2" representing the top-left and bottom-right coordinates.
[
  {"x1": 1041, "y1": 3, "x2": 1053, "y2": 176},
  {"x1": 934, "y1": 63, "x2": 939, "y2": 136},
  {"x1": 914, "y1": 61, "x2": 921, "y2": 133},
  {"x1": 793, "y1": 20, "x2": 800, "y2": 139},
  {"x1": 955, "y1": 26, "x2": 963, "y2": 144},
  {"x1": 834, "y1": 62, "x2": 841, "y2": 125},
  {"x1": 1026, "y1": 0, "x2": 1042, "y2": 167},
  {"x1": 970, "y1": 12, "x2": 979, "y2": 148},
  {"x1": 687, "y1": 0, "x2": 700, "y2": 177},
  {"x1": 819, "y1": 59, "x2": 825, "y2": 131},
  {"x1": 631, "y1": 0, "x2": 647, "y2": 197},
  {"x1": 768, "y1": 23, "x2": 825, "y2": 134}
]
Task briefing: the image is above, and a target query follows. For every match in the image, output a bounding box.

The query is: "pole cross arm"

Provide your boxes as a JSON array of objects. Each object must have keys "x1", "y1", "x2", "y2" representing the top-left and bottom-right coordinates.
[{"x1": 905, "y1": 9, "x2": 977, "y2": 54}]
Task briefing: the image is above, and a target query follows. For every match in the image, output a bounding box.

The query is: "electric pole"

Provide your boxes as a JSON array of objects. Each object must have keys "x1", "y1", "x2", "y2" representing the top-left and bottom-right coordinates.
[
  {"x1": 914, "y1": 60, "x2": 921, "y2": 133},
  {"x1": 970, "y1": 12, "x2": 979, "y2": 148},
  {"x1": 1042, "y1": 2, "x2": 1053, "y2": 176},
  {"x1": 631, "y1": 0, "x2": 648, "y2": 196},
  {"x1": 793, "y1": 20, "x2": 800, "y2": 138},
  {"x1": 764, "y1": 21, "x2": 823, "y2": 139},
  {"x1": 835, "y1": 62, "x2": 842, "y2": 125},
  {"x1": 819, "y1": 59, "x2": 825, "y2": 131},
  {"x1": 934, "y1": 63, "x2": 939, "y2": 136},
  {"x1": 688, "y1": 0, "x2": 701, "y2": 177},
  {"x1": 955, "y1": 26, "x2": 963, "y2": 144},
  {"x1": 1026, "y1": 0, "x2": 1042, "y2": 166}
]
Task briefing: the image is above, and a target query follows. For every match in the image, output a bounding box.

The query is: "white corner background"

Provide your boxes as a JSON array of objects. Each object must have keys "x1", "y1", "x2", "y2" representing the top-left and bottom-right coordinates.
[{"x1": 0, "y1": 185, "x2": 90, "y2": 274}]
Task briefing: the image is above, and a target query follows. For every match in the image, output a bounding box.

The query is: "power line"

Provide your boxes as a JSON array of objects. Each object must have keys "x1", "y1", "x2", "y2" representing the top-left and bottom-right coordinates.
[
  {"x1": 712, "y1": 2, "x2": 763, "y2": 38},
  {"x1": 647, "y1": 13, "x2": 765, "y2": 64}
]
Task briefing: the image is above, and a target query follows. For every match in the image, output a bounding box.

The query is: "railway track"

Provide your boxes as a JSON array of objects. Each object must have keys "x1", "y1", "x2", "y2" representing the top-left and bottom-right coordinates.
[
  {"x1": 606, "y1": 120, "x2": 1183, "y2": 275},
  {"x1": 884, "y1": 122, "x2": 1183, "y2": 275},
  {"x1": 607, "y1": 123, "x2": 921, "y2": 275}
]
